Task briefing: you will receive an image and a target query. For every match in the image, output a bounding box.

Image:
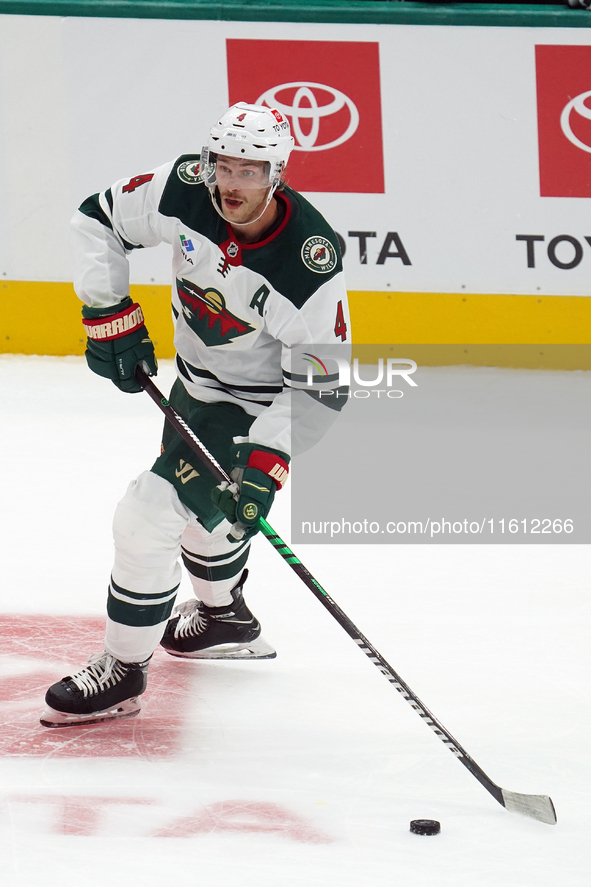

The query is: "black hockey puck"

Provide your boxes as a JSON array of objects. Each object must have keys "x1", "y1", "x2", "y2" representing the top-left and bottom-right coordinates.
[{"x1": 410, "y1": 819, "x2": 441, "y2": 836}]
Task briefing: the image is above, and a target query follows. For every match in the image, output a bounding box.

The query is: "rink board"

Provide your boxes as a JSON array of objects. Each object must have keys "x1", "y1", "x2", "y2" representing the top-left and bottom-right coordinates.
[{"x1": 1, "y1": 12, "x2": 591, "y2": 352}]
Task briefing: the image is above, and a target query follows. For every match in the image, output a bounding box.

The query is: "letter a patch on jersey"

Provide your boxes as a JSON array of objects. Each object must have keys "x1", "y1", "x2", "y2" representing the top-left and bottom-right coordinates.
[{"x1": 176, "y1": 278, "x2": 255, "y2": 346}]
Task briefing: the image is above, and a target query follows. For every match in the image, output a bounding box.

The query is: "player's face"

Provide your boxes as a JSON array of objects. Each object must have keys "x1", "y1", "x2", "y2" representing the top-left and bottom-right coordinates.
[{"x1": 216, "y1": 156, "x2": 272, "y2": 225}]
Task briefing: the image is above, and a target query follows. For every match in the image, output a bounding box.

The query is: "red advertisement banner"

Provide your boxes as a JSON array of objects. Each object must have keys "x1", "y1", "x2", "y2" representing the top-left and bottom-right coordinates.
[
  {"x1": 536, "y1": 44, "x2": 591, "y2": 198},
  {"x1": 226, "y1": 39, "x2": 384, "y2": 193}
]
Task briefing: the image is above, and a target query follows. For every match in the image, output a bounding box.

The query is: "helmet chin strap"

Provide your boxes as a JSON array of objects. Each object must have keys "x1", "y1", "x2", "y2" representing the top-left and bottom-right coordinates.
[{"x1": 208, "y1": 183, "x2": 278, "y2": 228}]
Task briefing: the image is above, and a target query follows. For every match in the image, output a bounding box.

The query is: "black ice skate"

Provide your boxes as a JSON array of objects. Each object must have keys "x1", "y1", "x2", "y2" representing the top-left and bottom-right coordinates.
[
  {"x1": 40, "y1": 651, "x2": 150, "y2": 728},
  {"x1": 160, "y1": 570, "x2": 276, "y2": 660}
]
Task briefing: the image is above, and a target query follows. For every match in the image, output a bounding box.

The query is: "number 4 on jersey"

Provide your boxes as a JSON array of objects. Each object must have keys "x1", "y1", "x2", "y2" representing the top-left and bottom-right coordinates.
[
  {"x1": 123, "y1": 174, "x2": 154, "y2": 194},
  {"x1": 334, "y1": 300, "x2": 347, "y2": 341}
]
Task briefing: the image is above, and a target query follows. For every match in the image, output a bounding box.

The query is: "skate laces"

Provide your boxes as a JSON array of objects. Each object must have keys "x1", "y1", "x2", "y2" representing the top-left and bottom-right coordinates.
[
  {"x1": 173, "y1": 599, "x2": 209, "y2": 639},
  {"x1": 69, "y1": 652, "x2": 128, "y2": 698}
]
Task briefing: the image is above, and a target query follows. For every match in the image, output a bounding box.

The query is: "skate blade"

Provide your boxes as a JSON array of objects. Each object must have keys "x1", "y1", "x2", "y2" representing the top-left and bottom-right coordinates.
[
  {"x1": 39, "y1": 697, "x2": 141, "y2": 728},
  {"x1": 165, "y1": 636, "x2": 277, "y2": 660}
]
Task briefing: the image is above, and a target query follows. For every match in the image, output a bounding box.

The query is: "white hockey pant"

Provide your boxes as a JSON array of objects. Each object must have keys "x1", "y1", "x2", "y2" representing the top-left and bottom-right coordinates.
[{"x1": 106, "y1": 470, "x2": 250, "y2": 663}]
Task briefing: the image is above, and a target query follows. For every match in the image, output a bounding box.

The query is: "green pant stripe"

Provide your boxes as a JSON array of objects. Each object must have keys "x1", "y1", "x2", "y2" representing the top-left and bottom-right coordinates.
[
  {"x1": 180, "y1": 538, "x2": 249, "y2": 564},
  {"x1": 181, "y1": 546, "x2": 250, "y2": 582},
  {"x1": 107, "y1": 585, "x2": 178, "y2": 627},
  {"x1": 110, "y1": 576, "x2": 178, "y2": 602}
]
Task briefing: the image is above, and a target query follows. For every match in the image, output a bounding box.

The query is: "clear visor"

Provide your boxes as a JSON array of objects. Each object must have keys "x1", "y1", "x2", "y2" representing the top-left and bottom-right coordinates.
[{"x1": 201, "y1": 148, "x2": 273, "y2": 191}]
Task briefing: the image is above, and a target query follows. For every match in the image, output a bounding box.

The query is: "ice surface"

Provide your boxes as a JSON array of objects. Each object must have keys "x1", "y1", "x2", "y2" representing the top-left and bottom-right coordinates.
[{"x1": 0, "y1": 355, "x2": 589, "y2": 886}]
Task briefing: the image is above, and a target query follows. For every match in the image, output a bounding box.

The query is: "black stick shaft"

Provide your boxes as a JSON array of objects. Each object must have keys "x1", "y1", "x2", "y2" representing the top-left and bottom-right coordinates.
[{"x1": 136, "y1": 367, "x2": 554, "y2": 821}]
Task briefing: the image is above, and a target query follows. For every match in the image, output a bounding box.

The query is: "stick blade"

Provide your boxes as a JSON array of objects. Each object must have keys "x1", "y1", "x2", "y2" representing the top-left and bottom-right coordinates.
[{"x1": 501, "y1": 789, "x2": 557, "y2": 824}]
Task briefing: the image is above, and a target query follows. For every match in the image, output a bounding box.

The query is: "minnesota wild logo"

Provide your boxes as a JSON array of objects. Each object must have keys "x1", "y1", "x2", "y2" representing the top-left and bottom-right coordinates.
[
  {"x1": 177, "y1": 160, "x2": 201, "y2": 184},
  {"x1": 301, "y1": 236, "x2": 337, "y2": 274},
  {"x1": 176, "y1": 278, "x2": 255, "y2": 346}
]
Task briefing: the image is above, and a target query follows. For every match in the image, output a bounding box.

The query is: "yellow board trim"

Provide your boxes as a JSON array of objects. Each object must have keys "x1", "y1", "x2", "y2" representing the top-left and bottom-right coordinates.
[
  {"x1": 348, "y1": 290, "x2": 591, "y2": 345},
  {"x1": 1, "y1": 282, "x2": 590, "y2": 367},
  {"x1": 0, "y1": 281, "x2": 175, "y2": 357}
]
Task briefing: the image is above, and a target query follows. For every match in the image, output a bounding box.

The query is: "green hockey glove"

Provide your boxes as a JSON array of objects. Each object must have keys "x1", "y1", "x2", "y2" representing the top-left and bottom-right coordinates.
[
  {"x1": 82, "y1": 297, "x2": 157, "y2": 393},
  {"x1": 211, "y1": 442, "x2": 290, "y2": 541}
]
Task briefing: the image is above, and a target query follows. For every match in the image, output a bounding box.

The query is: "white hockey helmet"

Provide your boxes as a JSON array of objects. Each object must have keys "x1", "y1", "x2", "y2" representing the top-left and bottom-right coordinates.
[{"x1": 201, "y1": 102, "x2": 294, "y2": 195}]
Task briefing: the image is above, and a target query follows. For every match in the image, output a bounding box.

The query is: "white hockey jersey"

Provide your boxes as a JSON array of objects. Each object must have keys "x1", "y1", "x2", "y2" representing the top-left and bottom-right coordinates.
[{"x1": 71, "y1": 156, "x2": 351, "y2": 455}]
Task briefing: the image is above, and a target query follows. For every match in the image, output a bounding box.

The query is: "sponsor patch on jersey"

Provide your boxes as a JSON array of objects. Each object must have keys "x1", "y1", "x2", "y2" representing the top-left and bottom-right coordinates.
[
  {"x1": 177, "y1": 160, "x2": 201, "y2": 185},
  {"x1": 301, "y1": 236, "x2": 337, "y2": 274}
]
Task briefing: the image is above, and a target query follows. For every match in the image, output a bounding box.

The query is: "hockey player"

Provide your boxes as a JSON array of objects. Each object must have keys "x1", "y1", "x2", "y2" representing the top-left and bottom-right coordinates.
[{"x1": 41, "y1": 102, "x2": 350, "y2": 728}]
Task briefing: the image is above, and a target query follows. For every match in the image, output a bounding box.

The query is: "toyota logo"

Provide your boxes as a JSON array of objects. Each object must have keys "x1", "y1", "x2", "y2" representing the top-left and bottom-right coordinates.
[
  {"x1": 560, "y1": 90, "x2": 591, "y2": 154},
  {"x1": 256, "y1": 82, "x2": 359, "y2": 151}
]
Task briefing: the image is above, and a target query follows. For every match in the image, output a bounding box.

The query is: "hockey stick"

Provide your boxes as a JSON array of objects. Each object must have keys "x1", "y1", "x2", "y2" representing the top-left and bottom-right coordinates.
[{"x1": 136, "y1": 367, "x2": 557, "y2": 825}]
